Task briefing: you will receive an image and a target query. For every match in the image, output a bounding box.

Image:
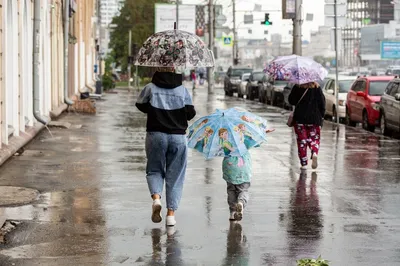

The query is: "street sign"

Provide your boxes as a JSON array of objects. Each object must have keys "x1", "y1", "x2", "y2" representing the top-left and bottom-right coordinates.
[
  {"x1": 223, "y1": 37, "x2": 232, "y2": 46},
  {"x1": 381, "y1": 41, "x2": 400, "y2": 59},
  {"x1": 324, "y1": 4, "x2": 347, "y2": 16},
  {"x1": 216, "y1": 14, "x2": 227, "y2": 26}
]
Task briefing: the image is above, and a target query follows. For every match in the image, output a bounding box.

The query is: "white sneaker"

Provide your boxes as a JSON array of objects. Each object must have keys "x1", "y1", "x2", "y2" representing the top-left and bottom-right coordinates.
[
  {"x1": 312, "y1": 154, "x2": 318, "y2": 169},
  {"x1": 166, "y1": 216, "x2": 176, "y2": 226},
  {"x1": 151, "y1": 199, "x2": 162, "y2": 223},
  {"x1": 234, "y1": 202, "x2": 244, "y2": 221},
  {"x1": 229, "y1": 212, "x2": 236, "y2": 221},
  {"x1": 300, "y1": 165, "x2": 307, "y2": 170}
]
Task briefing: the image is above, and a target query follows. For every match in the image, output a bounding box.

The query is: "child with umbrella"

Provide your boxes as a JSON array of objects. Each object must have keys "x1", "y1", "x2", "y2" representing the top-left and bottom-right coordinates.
[{"x1": 187, "y1": 107, "x2": 274, "y2": 221}]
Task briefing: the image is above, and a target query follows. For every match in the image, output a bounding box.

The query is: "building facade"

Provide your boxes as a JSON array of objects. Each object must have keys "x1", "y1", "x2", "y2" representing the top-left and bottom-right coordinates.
[
  {"x1": 342, "y1": 0, "x2": 394, "y2": 67},
  {"x1": 0, "y1": 0, "x2": 98, "y2": 153}
]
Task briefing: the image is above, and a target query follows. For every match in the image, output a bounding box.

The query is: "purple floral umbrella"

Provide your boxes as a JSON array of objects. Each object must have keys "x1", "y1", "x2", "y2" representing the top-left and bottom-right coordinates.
[
  {"x1": 264, "y1": 55, "x2": 328, "y2": 85},
  {"x1": 134, "y1": 29, "x2": 214, "y2": 68}
]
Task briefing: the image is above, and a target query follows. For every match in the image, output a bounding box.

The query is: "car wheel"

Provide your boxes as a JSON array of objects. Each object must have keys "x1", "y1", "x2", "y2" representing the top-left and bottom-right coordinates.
[
  {"x1": 249, "y1": 90, "x2": 255, "y2": 100},
  {"x1": 332, "y1": 106, "x2": 337, "y2": 123},
  {"x1": 362, "y1": 111, "x2": 375, "y2": 132},
  {"x1": 380, "y1": 113, "x2": 392, "y2": 136},
  {"x1": 346, "y1": 108, "x2": 356, "y2": 127}
]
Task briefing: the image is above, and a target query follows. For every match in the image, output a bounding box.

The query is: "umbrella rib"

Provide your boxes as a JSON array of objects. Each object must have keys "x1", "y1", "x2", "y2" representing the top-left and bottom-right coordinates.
[{"x1": 226, "y1": 119, "x2": 247, "y2": 157}]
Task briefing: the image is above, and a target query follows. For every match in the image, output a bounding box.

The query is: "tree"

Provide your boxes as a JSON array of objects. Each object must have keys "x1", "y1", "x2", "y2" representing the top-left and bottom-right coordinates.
[{"x1": 109, "y1": 0, "x2": 170, "y2": 74}]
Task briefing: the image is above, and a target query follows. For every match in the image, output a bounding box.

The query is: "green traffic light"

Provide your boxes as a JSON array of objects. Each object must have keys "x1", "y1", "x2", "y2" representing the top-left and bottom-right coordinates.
[{"x1": 265, "y1": 21, "x2": 271, "y2": 25}]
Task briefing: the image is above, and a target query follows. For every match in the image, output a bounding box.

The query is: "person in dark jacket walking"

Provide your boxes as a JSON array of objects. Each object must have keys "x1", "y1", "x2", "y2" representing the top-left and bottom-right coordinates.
[
  {"x1": 136, "y1": 67, "x2": 196, "y2": 226},
  {"x1": 288, "y1": 82, "x2": 325, "y2": 170}
]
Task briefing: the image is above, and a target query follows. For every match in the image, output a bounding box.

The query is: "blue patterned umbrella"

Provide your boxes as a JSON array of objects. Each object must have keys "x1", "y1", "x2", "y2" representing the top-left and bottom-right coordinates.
[
  {"x1": 265, "y1": 54, "x2": 328, "y2": 85},
  {"x1": 187, "y1": 107, "x2": 268, "y2": 159}
]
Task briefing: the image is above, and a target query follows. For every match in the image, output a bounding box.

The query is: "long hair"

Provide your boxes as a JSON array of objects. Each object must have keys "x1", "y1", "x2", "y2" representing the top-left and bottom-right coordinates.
[
  {"x1": 299, "y1": 82, "x2": 319, "y2": 89},
  {"x1": 156, "y1": 67, "x2": 175, "y2": 73}
]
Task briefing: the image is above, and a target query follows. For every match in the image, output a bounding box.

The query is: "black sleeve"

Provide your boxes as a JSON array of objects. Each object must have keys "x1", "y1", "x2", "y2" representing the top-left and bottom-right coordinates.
[
  {"x1": 185, "y1": 105, "x2": 196, "y2": 121},
  {"x1": 317, "y1": 87, "x2": 326, "y2": 116},
  {"x1": 288, "y1": 86, "x2": 301, "y2": 106},
  {"x1": 135, "y1": 102, "x2": 150, "y2": 113}
]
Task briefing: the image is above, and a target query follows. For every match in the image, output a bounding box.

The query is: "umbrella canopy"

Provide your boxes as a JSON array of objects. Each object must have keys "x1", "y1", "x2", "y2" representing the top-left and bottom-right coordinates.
[
  {"x1": 265, "y1": 54, "x2": 328, "y2": 85},
  {"x1": 187, "y1": 108, "x2": 268, "y2": 159},
  {"x1": 134, "y1": 30, "x2": 214, "y2": 68}
]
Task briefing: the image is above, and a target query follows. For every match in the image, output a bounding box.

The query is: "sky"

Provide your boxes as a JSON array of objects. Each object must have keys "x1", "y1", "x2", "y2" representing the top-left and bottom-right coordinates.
[{"x1": 181, "y1": 0, "x2": 325, "y2": 42}]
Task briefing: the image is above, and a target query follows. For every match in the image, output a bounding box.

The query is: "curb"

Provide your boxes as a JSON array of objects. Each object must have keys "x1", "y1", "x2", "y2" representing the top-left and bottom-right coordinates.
[{"x1": 0, "y1": 123, "x2": 45, "y2": 167}]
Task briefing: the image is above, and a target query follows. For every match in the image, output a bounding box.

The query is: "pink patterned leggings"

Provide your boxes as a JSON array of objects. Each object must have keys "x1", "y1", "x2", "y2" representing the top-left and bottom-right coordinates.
[{"x1": 294, "y1": 124, "x2": 321, "y2": 166}]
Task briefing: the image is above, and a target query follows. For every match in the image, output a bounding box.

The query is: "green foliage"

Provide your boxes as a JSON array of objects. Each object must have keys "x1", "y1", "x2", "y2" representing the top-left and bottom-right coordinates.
[
  {"x1": 102, "y1": 74, "x2": 114, "y2": 90},
  {"x1": 297, "y1": 256, "x2": 329, "y2": 266},
  {"x1": 109, "y1": 0, "x2": 170, "y2": 74}
]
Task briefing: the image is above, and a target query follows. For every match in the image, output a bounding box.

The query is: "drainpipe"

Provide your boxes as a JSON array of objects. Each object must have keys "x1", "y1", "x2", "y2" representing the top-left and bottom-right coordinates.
[
  {"x1": 33, "y1": 0, "x2": 50, "y2": 125},
  {"x1": 63, "y1": 0, "x2": 74, "y2": 105}
]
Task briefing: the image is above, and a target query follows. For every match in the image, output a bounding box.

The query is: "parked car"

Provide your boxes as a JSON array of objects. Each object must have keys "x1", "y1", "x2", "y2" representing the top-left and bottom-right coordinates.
[
  {"x1": 224, "y1": 66, "x2": 253, "y2": 96},
  {"x1": 322, "y1": 76, "x2": 357, "y2": 122},
  {"x1": 246, "y1": 70, "x2": 265, "y2": 100},
  {"x1": 346, "y1": 76, "x2": 394, "y2": 132},
  {"x1": 269, "y1": 80, "x2": 288, "y2": 106},
  {"x1": 238, "y1": 73, "x2": 250, "y2": 98},
  {"x1": 380, "y1": 78, "x2": 400, "y2": 136},
  {"x1": 258, "y1": 74, "x2": 273, "y2": 103}
]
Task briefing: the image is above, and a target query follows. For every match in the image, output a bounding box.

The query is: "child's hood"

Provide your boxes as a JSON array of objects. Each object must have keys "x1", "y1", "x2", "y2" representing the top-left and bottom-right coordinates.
[{"x1": 151, "y1": 71, "x2": 183, "y2": 89}]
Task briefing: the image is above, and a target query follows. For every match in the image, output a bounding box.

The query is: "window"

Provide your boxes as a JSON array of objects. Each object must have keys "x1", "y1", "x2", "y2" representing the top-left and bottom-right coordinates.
[
  {"x1": 264, "y1": 30, "x2": 268, "y2": 35},
  {"x1": 328, "y1": 80, "x2": 335, "y2": 92},
  {"x1": 338, "y1": 80, "x2": 355, "y2": 93},
  {"x1": 396, "y1": 29, "x2": 400, "y2": 37},
  {"x1": 248, "y1": 29, "x2": 252, "y2": 34},
  {"x1": 389, "y1": 82, "x2": 400, "y2": 97},
  {"x1": 351, "y1": 81, "x2": 362, "y2": 92},
  {"x1": 368, "y1": 81, "x2": 390, "y2": 96}
]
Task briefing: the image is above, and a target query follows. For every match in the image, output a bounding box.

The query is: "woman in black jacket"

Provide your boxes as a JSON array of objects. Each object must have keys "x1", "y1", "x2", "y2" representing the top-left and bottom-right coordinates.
[{"x1": 288, "y1": 82, "x2": 325, "y2": 170}]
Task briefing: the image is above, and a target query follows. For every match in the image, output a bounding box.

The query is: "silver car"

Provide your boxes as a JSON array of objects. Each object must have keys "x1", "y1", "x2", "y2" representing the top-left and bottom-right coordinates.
[{"x1": 380, "y1": 79, "x2": 400, "y2": 136}]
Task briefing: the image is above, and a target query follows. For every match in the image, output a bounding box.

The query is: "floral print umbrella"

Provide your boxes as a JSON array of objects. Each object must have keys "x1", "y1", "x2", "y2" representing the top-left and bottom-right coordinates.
[
  {"x1": 134, "y1": 30, "x2": 214, "y2": 68},
  {"x1": 264, "y1": 55, "x2": 328, "y2": 85},
  {"x1": 187, "y1": 107, "x2": 268, "y2": 159}
]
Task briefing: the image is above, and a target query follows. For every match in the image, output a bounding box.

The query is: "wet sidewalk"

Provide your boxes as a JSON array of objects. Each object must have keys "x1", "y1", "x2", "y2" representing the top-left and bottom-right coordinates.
[{"x1": 0, "y1": 86, "x2": 400, "y2": 265}]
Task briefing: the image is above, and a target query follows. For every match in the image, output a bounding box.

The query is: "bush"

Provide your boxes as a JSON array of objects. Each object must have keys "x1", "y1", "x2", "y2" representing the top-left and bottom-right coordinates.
[
  {"x1": 102, "y1": 74, "x2": 114, "y2": 90},
  {"x1": 297, "y1": 256, "x2": 329, "y2": 266}
]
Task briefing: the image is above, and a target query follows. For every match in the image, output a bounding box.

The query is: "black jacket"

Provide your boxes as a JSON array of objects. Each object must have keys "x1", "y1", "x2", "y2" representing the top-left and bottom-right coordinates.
[
  {"x1": 135, "y1": 72, "x2": 196, "y2": 134},
  {"x1": 288, "y1": 85, "x2": 326, "y2": 126}
]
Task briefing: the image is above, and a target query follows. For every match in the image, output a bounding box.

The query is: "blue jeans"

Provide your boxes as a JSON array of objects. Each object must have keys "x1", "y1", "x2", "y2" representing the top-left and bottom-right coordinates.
[{"x1": 145, "y1": 132, "x2": 188, "y2": 211}]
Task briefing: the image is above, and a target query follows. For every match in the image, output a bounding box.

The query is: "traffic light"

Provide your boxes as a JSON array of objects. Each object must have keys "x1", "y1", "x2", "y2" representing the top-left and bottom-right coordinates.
[{"x1": 261, "y1": 13, "x2": 272, "y2": 26}]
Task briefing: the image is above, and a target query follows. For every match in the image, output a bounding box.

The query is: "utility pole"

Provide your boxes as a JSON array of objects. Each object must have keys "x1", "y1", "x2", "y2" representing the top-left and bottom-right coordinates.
[
  {"x1": 293, "y1": 0, "x2": 302, "y2": 55},
  {"x1": 176, "y1": 0, "x2": 179, "y2": 29},
  {"x1": 208, "y1": 0, "x2": 214, "y2": 94},
  {"x1": 232, "y1": 0, "x2": 237, "y2": 65},
  {"x1": 128, "y1": 30, "x2": 132, "y2": 91},
  {"x1": 98, "y1": 0, "x2": 102, "y2": 78},
  {"x1": 334, "y1": 0, "x2": 340, "y2": 131}
]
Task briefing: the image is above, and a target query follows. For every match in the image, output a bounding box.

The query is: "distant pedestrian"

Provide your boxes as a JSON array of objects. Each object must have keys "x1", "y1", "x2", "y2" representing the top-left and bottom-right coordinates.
[
  {"x1": 191, "y1": 70, "x2": 196, "y2": 89},
  {"x1": 288, "y1": 82, "x2": 325, "y2": 170},
  {"x1": 223, "y1": 129, "x2": 275, "y2": 221},
  {"x1": 136, "y1": 67, "x2": 196, "y2": 226}
]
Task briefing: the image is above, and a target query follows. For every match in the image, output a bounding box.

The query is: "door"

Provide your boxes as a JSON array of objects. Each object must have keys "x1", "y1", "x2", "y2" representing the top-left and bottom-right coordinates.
[
  {"x1": 387, "y1": 82, "x2": 400, "y2": 129},
  {"x1": 347, "y1": 81, "x2": 361, "y2": 120},
  {"x1": 353, "y1": 80, "x2": 367, "y2": 121},
  {"x1": 323, "y1": 79, "x2": 335, "y2": 116}
]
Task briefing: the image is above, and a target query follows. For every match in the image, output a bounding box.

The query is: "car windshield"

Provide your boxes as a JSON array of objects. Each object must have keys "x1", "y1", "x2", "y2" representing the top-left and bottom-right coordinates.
[
  {"x1": 252, "y1": 72, "x2": 264, "y2": 81},
  {"x1": 242, "y1": 74, "x2": 250, "y2": 80},
  {"x1": 369, "y1": 81, "x2": 390, "y2": 96},
  {"x1": 338, "y1": 80, "x2": 354, "y2": 93},
  {"x1": 232, "y1": 69, "x2": 252, "y2": 76},
  {"x1": 274, "y1": 80, "x2": 287, "y2": 86}
]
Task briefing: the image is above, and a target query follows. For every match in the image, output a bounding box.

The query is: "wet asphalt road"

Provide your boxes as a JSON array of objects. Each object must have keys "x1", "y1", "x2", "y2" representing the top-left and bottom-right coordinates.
[{"x1": 0, "y1": 85, "x2": 399, "y2": 266}]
